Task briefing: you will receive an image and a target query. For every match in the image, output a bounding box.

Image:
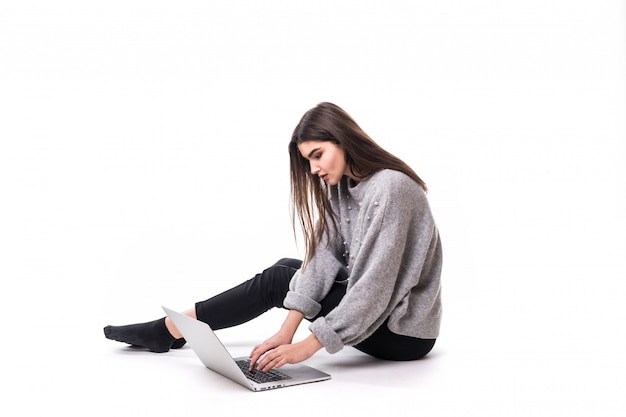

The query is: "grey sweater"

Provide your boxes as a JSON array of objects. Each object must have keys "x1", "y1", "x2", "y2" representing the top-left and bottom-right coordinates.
[{"x1": 283, "y1": 169, "x2": 443, "y2": 354}]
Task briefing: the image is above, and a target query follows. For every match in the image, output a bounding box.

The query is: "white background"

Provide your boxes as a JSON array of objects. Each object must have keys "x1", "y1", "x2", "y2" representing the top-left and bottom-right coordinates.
[{"x1": 1, "y1": 1, "x2": 624, "y2": 416}]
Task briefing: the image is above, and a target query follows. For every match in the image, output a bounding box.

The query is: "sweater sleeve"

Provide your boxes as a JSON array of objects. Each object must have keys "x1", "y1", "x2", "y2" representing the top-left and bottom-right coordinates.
[
  {"x1": 309, "y1": 173, "x2": 434, "y2": 353},
  {"x1": 283, "y1": 215, "x2": 348, "y2": 319}
]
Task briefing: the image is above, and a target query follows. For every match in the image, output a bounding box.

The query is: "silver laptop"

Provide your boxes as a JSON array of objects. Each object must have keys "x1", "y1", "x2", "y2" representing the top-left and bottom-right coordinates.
[{"x1": 162, "y1": 306, "x2": 331, "y2": 391}]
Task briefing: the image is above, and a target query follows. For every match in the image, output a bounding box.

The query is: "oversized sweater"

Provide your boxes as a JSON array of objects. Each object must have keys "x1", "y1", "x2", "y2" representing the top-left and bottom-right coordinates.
[{"x1": 283, "y1": 169, "x2": 443, "y2": 354}]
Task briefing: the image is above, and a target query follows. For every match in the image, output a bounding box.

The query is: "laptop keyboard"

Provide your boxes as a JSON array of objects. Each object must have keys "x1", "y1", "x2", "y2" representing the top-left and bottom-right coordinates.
[{"x1": 236, "y1": 359, "x2": 292, "y2": 384}]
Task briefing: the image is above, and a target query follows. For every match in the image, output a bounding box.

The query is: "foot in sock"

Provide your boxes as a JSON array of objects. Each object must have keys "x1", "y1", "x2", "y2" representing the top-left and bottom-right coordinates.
[
  {"x1": 171, "y1": 338, "x2": 186, "y2": 349},
  {"x1": 103, "y1": 317, "x2": 185, "y2": 353}
]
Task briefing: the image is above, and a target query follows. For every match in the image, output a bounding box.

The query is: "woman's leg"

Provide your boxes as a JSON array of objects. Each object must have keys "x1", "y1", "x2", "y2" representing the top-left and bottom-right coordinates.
[
  {"x1": 193, "y1": 258, "x2": 301, "y2": 329},
  {"x1": 354, "y1": 321, "x2": 436, "y2": 361},
  {"x1": 104, "y1": 258, "x2": 302, "y2": 352}
]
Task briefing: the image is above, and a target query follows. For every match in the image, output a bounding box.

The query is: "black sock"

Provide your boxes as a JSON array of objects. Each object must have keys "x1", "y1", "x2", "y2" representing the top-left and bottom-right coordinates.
[
  {"x1": 103, "y1": 317, "x2": 184, "y2": 353},
  {"x1": 171, "y1": 338, "x2": 186, "y2": 349}
]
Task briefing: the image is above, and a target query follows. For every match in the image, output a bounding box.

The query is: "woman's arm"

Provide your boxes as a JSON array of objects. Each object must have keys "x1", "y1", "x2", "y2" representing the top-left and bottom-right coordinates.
[{"x1": 282, "y1": 213, "x2": 348, "y2": 319}]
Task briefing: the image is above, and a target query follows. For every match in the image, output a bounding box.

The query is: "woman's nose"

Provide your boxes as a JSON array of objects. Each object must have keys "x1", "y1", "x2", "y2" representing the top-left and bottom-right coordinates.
[{"x1": 310, "y1": 164, "x2": 320, "y2": 174}]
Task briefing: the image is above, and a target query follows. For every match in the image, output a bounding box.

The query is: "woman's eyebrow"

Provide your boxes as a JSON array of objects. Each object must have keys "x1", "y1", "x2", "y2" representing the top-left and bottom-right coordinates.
[{"x1": 307, "y1": 147, "x2": 321, "y2": 159}]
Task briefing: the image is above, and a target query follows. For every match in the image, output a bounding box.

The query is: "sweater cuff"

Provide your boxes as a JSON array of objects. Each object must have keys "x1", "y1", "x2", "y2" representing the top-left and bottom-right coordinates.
[
  {"x1": 283, "y1": 291, "x2": 321, "y2": 319},
  {"x1": 309, "y1": 317, "x2": 344, "y2": 354}
]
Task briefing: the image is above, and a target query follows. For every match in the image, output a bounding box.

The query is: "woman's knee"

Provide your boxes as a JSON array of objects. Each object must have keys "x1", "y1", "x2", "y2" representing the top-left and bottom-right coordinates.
[
  {"x1": 272, "y1": 258, "x2": 302, "y2": 269},
  {"x1": 252, "y1": 261, "x2": 300, "y2": 307}
]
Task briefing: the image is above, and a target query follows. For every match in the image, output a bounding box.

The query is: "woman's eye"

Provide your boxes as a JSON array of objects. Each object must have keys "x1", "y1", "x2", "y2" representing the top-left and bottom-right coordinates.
[{"x1": 314, "y1": 153, "x2": 322, "y2": 159}]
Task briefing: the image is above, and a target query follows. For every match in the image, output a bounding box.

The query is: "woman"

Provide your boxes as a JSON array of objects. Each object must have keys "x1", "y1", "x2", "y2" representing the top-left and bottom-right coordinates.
[{"x1": 104, "y1": 102, "x2": 442, "y2": 372}]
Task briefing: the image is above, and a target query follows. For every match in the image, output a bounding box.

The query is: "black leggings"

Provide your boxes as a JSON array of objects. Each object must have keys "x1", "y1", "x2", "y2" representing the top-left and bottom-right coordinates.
[{"x1": 195, "y1": 258, "x2": 435, "y2": 361}]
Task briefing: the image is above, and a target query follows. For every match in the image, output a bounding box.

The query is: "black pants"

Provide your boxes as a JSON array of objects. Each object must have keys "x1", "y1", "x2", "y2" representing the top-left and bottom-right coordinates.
[{"x1": 195, "y1": 258, "x2": 435, "y2": 361}]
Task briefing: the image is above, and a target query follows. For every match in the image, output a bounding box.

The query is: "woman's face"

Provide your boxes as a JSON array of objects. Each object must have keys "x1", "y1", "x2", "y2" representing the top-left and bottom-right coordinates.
[{"x1": 297, "y1": 140, "x2": 353, "y2": 186}]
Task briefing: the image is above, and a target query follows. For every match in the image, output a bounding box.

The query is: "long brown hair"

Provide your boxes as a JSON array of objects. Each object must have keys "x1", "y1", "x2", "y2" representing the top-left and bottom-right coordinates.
[{"x1": 288, "y1": 102, "x2": 427, "y2": 266}]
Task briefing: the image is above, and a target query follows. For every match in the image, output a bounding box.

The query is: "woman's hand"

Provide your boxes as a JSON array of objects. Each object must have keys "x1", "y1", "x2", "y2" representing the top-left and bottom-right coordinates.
[
  {"x1": 249, "y1": 309, "x2": 320, "y2": 371},
  {"x1": 249, "y1": 309, "x2": 306, "y2": 370},
  {"x1": 249, "y1": 330, "x2": 294, "y2": 370},
  {"x1": 253, "y1": 334, "x2": 324, "y2": 372}
]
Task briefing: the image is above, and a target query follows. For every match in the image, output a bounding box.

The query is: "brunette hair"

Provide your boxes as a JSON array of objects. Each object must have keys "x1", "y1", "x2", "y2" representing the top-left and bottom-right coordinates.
[{"x1": 288, "y1": 102, "x2": 427, "y2": 266}]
